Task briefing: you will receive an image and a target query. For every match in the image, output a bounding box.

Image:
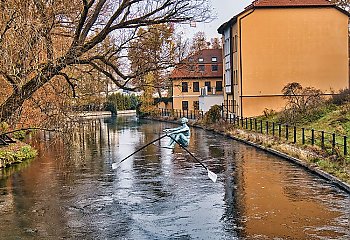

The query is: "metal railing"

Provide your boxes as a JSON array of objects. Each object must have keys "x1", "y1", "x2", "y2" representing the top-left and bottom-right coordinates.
[
  {"x1": 159, "y1": 108, "x2": 204, "y2": 120},
  {"x1": 158, "y1": 107, "x2": 349, "y2": 156}
]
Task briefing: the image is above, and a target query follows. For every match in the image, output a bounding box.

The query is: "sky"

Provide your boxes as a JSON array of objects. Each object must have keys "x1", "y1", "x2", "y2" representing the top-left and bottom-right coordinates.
[{"x1": 180, "y1": 0, "x2": 253, "y2": 41}]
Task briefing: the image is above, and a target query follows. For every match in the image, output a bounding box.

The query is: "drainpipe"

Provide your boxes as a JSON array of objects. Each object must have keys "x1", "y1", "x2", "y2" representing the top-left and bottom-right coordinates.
[
  {"x1": 230, "y1": 27, "x2": 234, "y2": 115},
  {"x1": 239, "y1": 9, "x2": 254, "y2": 117}
]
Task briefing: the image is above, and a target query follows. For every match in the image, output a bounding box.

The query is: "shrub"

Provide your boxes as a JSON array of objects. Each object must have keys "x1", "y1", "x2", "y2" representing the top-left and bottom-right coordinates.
[
  {"x1": 0, "y1": 145, "x2": 37, "y2": 167},
  {"x1": 203, "y1": 105, "x2": 222, "y2": 124},
  {"x1": 105, "y1": 92, "x2": 138, "y2": 112},
  {"x1": 330, "y1": 88, "x2": 350, "y2": 105},
  {"x1": 0, "y1": 122, "x2": 9, "y2": 133},
  {"x1": 13, "y1": 130, "x2": 26, "y2": 140},
  {"x1": 280, "y1": 82, "x2": 325, "y2": 124},
  {"x1": 104, "y1": 101, "x2": 117, "y2": 115},
  {"x1": 263, "y1": 108, "x2": 276, "y2": 118}
]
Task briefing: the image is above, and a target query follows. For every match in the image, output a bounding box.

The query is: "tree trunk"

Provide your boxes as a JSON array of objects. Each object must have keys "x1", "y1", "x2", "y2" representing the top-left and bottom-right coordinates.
[{"x1": 0, "y1": 62, "x2": 67, "y2": 122}]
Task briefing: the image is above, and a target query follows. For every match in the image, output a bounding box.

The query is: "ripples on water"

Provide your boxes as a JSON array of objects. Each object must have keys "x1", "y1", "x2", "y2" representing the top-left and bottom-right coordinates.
[{"x1": 0, "y1": 115, "x2": 349, "y2": 239}]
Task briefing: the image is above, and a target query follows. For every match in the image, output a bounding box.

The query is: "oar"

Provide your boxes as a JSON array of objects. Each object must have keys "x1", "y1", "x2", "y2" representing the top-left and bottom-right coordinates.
[
  {"x1": 111, "y1": 134, "x2": 168, "y2": 169},
  {"x1": 168, "y1": 135, "x2": 218, "y2": 183}
]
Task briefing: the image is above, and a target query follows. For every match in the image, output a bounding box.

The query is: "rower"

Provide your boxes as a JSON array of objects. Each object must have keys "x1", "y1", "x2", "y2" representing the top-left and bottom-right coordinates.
[{"x1": 163, "y1": 117, "x2": 190, "y2": 149}]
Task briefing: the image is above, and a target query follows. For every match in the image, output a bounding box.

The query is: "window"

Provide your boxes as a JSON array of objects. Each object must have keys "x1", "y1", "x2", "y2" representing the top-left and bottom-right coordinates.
[
  {"x1": 211, "y1": 64, "x2": 218, "y2": 72},
  {"x1": 224, "y1": 28, "x2": 232, "y2": 94},
  {"x1": 233, "y1": 70, "x2": 238, "y2": 85},
  {"x1": 193, "y1": 82, "x2": 199, "y2": 92},
  {"x1": 182, "y1": 101, "x2": 188, "y2": 110},
  {"x1": 199, "y1": 65, "x2": 205, "y2": 72},
  {"x1": 205, "y1": 81, "x2": 211, "y2": 91},
  {"x1": 212, "y1": 57, "x2": 217, "y2": 62},
  {"x1": 182, "y1": 82, "x2": 188, "y2": 92},
  {"x1": 193, "y1": 101, "x2": 199, "y2": 110},
  {"x1": 216, "y1": 81, "x2": 223, "y2": 92},
  {"x1": 198, "y1": 57, "x2": 204, "y2": 62},
  {"x1": 233, "y1": 35, "x2": 238, "y2": 52}
]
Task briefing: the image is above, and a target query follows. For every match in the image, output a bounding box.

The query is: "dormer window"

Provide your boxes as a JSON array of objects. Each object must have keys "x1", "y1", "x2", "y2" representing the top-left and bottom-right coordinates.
[
  {"x1": 212, "y1": 57, "x2": 217, "y2": 62},
  {"x1": 198, "y1": 57, "x2": 204, "y2": 62}
]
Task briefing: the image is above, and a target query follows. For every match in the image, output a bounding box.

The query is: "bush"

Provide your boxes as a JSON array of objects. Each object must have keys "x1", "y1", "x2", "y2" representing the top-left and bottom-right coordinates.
[
  {"x1": 330, "y1": 88, "x2": 350, "y2": 105},
  {"x1": 104, "y1": 101, "x2": 117, "y2": 115},
  {"x1": 280, "y1": 82, "x2": 325, "y2": 124},
  {"x1": 0, "y1": 122, "x2": 9, "y2": 133},
  {"x1": 104, "y1": 93, "x2": 138, "y2": 112},
  {"x1": 203, "y1": 105, "x2": 222, "y2": 124},
  {"x1": 0, "y1": 145, "x2": 37, "y2": 167},
  {"x1": 13, "y1": 130, "x2": 26, "y2": 140},
  {"x1": 263, "y1": 108, "x2": 276, "y2": 118}
]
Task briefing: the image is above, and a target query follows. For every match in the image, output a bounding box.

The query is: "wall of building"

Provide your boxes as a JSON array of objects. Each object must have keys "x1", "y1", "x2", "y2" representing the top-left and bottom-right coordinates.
[
  {"x1": 172, "y1": 78, "x2": 223, "y2": 111},
  {"x1": 238, "y1": 7, "x2": 348, "y2": 116},
  {"x1": 199, "y1": 95, "x2": 224, "y2": 112}
]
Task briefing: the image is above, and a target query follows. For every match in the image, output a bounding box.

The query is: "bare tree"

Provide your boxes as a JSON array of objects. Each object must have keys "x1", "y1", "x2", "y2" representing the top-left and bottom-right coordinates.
[
  {"x1": 0, "y1": 0, "x2": 212, "y2": 123},
  {"x1": 281, "y1": 82, "x2": 324, "y2": 123},
  {"x1": 330, "y1": 0, "x2": 350, "y2": 11}
]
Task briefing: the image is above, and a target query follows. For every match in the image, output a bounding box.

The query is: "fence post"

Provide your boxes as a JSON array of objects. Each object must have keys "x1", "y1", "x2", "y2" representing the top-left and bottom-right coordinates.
[
  {"x1": 245, "y1": 118, "x2": 248, "y2": 129},
  {"x1": 311, "y1": 129, "x2": 315, "y2": 145},
  {"x1": 302, "y1": 128, "x2": 305, "y2": 145},
  {"x1": 250, "y1": 118, "x2": 252, "y2": 130},
  {"x1": 321, "y1": 131, "x2": 325, "y2": 149},
  {"x1": 229, "y1": 114, "x2": 232, "y2": 124},
  {"x1": 221, "y1": 103, "x2": 224, "y2": 120},
  {"x1": 266, "y1": 121, "x2": 269, "y2": 135},
  {"x1": 344, "y1": 136, "x2": 347, "y2": 155},
  {"x1": 272, "y1": 122, "x2": 275, "y2": 136},
  {"x1": 278, "y1": 123, "x2": 281, "y2": 138},
  {"x1": 286, "y1": 124, "x2": 289, "y2": 140},
  {"x1": 255, "y1": 118, "x2": 257, "y2": 131},
  {"x1": 241, "y1": 117, "x2": 244, "y2": 127},
  {"x1": 293, "y1": 126, "x2": 296, "y2": 144},
  {"x1": 332, "y1": 133, "x2": 336, "y2": 154}
]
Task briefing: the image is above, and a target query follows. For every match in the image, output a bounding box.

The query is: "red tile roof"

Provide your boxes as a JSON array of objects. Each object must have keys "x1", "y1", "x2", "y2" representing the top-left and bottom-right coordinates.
[
  {"x1": 170, "y1": 49, "x2": 223, "y2": 79},
  {"x1": 252, "y1": 0, "x2": 333, "y2": 7}
]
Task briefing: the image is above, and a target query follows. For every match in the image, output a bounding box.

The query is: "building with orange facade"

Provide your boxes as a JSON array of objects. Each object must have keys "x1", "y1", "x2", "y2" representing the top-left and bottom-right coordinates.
[
  {"x1": 170, "y1": 49, "x2": 224, "y2": 112},
  {"x1": 218, "y1": 0, "x2": 349, "y2": 117}
]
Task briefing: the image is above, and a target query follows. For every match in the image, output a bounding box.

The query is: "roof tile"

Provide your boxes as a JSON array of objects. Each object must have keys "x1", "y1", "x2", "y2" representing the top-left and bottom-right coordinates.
[
  {"x1": 170, "y1": 49, "x2": 223, "y2": 79},
  {"x1": 252, "y1": 0, "x2": 333, "y2": 7}
]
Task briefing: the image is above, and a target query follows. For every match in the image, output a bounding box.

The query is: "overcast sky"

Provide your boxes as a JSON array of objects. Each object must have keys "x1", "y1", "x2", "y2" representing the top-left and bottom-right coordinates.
[{"x1": 180, "y1": 0, "x2": 253, "y2": 40}]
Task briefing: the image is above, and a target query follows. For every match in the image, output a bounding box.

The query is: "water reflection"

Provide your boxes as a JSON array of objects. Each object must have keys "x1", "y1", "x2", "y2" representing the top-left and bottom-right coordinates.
[{"x1": 0, "y1": 115, "x2": 348, "y2": 239}]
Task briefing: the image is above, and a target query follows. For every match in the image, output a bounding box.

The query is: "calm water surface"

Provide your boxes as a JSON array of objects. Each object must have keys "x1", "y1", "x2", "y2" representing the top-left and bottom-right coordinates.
[{"x1": 0, "y1": 116, "x2": 349, "y2": 239}]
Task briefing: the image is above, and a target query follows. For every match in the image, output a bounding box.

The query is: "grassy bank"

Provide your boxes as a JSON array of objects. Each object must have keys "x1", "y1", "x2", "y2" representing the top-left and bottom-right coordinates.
[
  {"x1": 254, "y1": 102, "x2": 350, "y2": 185},
  {"x1": 0, "y1": 142, "x2": 37, "y2": 168}
]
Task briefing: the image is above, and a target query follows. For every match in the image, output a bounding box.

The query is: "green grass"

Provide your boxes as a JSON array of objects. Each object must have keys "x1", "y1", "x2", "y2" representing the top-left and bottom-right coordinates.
[
  {"x1": 254, "y1": 101, "x2": 350, "y2": 184},
  {"x1": 0, "y1": 144, "x2": 37, "y2": 168}
]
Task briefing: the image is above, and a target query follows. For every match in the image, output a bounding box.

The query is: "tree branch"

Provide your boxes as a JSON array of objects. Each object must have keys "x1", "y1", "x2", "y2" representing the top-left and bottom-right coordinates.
[{"x1": 56, "y1": 72, "x2": 77, "y2": 98}]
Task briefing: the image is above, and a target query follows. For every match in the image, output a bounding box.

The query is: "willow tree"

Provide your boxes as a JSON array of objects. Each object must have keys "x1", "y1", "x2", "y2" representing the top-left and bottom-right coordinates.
[{"x1": 0, "y1": 0, "x2": 212, "y2": 123}]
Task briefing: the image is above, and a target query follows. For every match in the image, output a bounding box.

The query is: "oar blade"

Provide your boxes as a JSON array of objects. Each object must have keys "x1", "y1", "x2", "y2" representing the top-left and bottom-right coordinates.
[
  {"x1": 207, "y1": 170, "x2": 217, "y2": 183},
  {"x1": 112, "y1": 162, "x2": 119, "y2": 170}
]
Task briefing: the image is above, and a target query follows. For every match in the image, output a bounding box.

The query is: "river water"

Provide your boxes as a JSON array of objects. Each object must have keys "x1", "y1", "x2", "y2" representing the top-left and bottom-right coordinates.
[{"x1": 0, "y1": 115, "x2": 349, "y2": 240}]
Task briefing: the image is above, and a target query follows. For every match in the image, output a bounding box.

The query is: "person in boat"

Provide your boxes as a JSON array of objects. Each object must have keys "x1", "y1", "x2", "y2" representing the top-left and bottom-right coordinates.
[{"x1": 163, "y1": 117, "x2": 190, "y2": 149}]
